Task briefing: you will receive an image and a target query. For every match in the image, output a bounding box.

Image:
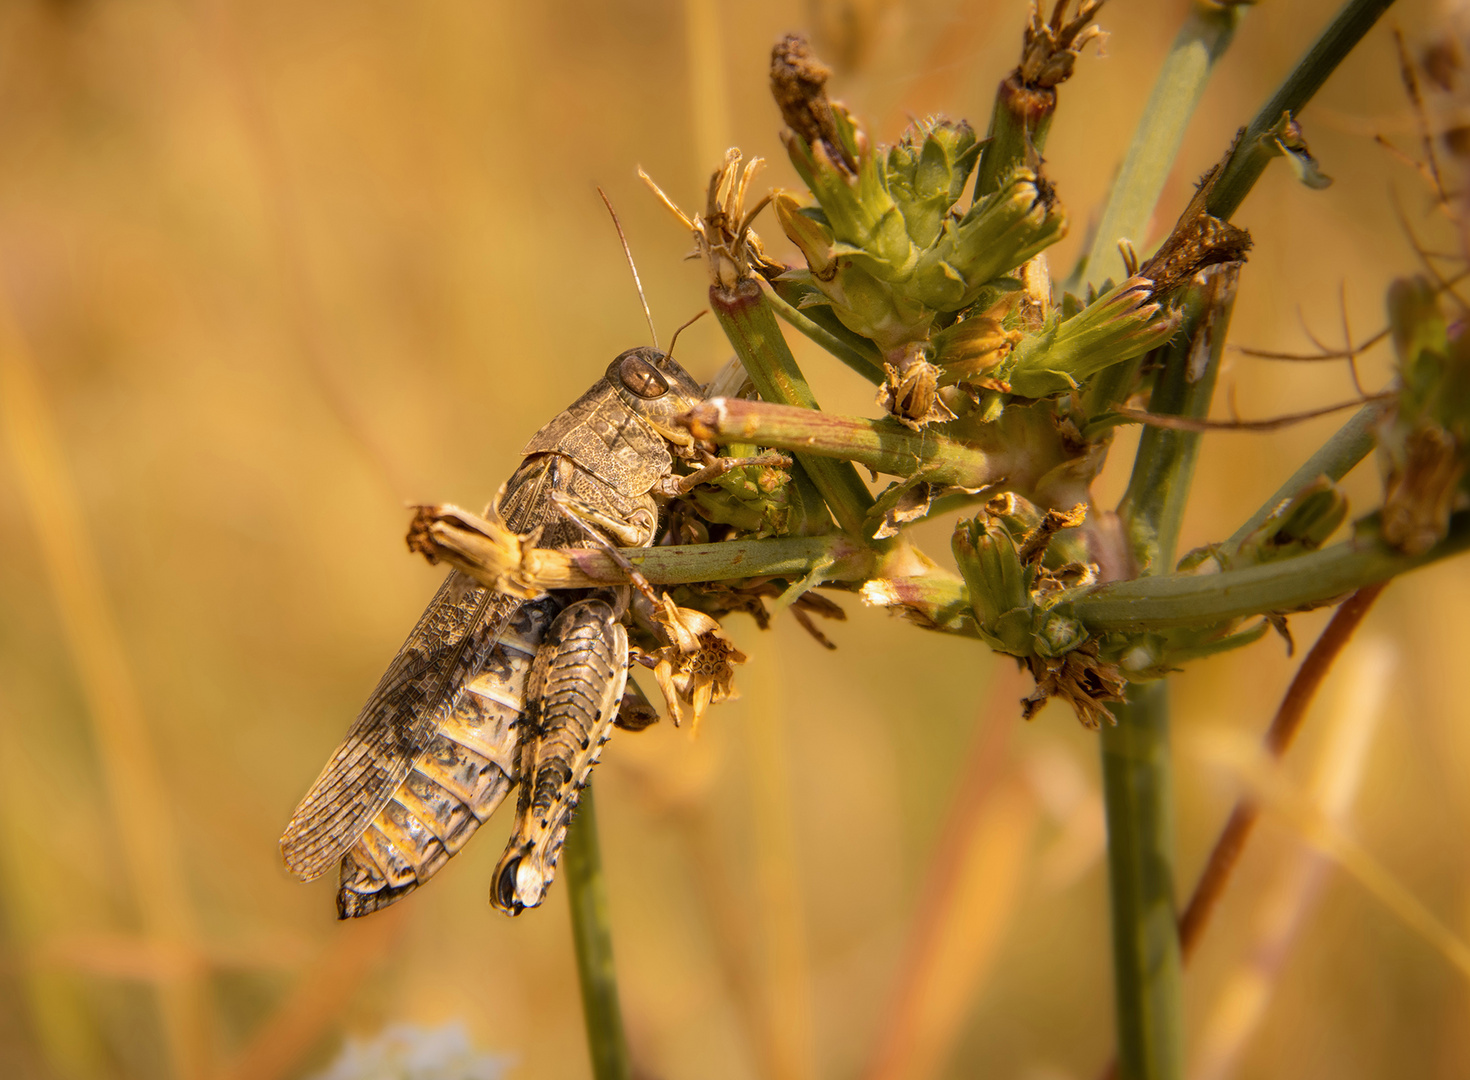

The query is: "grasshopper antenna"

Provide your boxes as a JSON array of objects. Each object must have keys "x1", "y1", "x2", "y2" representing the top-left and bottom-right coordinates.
[
  {"x1": 666, "y1": 309, "x2": 708, "y2": 361},
  {"x1": 597, "y1": 186, "x2": 659, "y2": 350}
]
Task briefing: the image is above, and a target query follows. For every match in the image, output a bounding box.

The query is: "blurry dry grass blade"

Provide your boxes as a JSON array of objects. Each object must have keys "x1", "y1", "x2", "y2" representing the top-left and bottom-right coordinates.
[
  {"x1": 215, "y1": 905, "x2": 409, "y2": 1080},
  {"x1": 1114, "y1": 392, "x2": 1392, "y2": 433},
  {"x1": 863, "y1": 670, "x2": 1036, "y2": 1080},
  {"x1": 1177, "y1": 586, "x2": 1386, "y2": 963},
  {"x1": 199, "y1": 0, "x2": 415, "y2": 501},
  {"x1": 0, "y1": 287, "x2": 210, "y2": 1080},
  {"x1": 683, "y1": 0, "x2": 733, "y2": 192},
  {"x1": 0, "y1": 697, "x2": 107, "y2": 1079},
  {"x1": 807, "y1": 0, "x2": 895, "y2": 75},
  {"x1": 1191, "y1": 639, "x2": 1393, "y2": 1080},
  {"x1": 1189, "y1": 724, "x2": 1470, "y2": 983}
]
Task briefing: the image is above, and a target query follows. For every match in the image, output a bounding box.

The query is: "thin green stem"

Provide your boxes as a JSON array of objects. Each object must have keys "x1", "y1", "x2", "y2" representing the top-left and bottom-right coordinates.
[
  {"x1": 1075, "y1": 1, "x2": 1243, "y2": 292},
  {"x1": 1221, "y1": 401, "x2": 1385, "y2": 555},
  {"x1": 710, "y1": 279, "x2": 876, "y2": 537},
  {"x1": 1208, "y1": 0, "x2": 1399, "y2": 220},
  {"x1": 765, "y1": 281, "x2": 885, "y2": 385},
  {"x1": 1073, "y1": 512, "x2": 1470, "y2": 631},
  {"x1": 565, "y1": 787, "x2": 632, "y2": 1080},
  {"x1": 686, "y1": 397, "x2": 1007, "y2": 489},
  {"x1": 1118, "y1": 269, "x2": 1239, "y2": 575}
]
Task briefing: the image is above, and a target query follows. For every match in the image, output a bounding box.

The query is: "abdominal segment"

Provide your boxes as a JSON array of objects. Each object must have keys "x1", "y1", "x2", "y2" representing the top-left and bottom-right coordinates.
[{"x1": 336, "y1": 599, "x2": 558, "y2": 919}]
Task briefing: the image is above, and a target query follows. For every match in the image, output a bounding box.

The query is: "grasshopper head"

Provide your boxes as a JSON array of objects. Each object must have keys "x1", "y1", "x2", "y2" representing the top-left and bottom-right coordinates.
[{"x1": 606, "y1": 347, "x2": 705, "y2": 432}]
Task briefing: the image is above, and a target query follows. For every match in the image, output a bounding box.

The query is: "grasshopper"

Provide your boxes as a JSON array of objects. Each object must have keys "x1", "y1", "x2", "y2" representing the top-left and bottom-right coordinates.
[{"x1": 280, "y1": 346, "x2": 754, "y2": 918}]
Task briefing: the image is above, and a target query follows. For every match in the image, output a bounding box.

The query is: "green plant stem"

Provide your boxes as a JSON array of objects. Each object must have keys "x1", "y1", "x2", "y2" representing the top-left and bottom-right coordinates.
[
  {"x1": 1101, "y1": 256, "x2": 1242, "y2": 1080},
  {"x1": 1221, "y1": 401, "x2": 1385, "y2": 555},
  {"x1": 1076, "y1": 0, "x2": 1242, "y2": 291},
  {"x1": 765, "y1": 280, "x2": 886, "y2": 385},
  {"x1": 685, "y1": 397, "x2": 1007, "y2": 489},
  {"x1": 1208, "y1": 0, "x2": 1399, "y2": 220},
  {"x1": 1073, "y1": 512, "x2": 1470, "y2": 630},
  {"x1": 565, "y1": 787, "x2": 632, "y2": 1080},
  {"x1": 711, "y1": 279, "x2": 875, "y2": 536},
  {"x1": 1119, "y1": 269, "x2": 1238, "y2": 575},
  {"x1": 1099, "y1": 681, "x2": 1183, "y2": 1080},
  {"x1": 973, "y1": 71, "x2": 1057, "y2": 200}
]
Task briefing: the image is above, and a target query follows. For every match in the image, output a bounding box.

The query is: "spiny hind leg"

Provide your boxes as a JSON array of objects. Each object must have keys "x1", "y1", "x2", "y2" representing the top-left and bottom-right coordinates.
[{"x1": 491, "y1": 598, "x2": 629, "y2": 915}]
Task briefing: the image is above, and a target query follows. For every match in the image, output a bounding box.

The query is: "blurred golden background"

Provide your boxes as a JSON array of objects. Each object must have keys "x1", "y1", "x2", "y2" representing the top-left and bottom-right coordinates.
[{"x1": 1, "y1": 0, "x2": 1468, "y2": 1078}]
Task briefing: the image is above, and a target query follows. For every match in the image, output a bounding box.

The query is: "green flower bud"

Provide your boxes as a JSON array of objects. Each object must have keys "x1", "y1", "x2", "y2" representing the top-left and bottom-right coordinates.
[
  {"x1": 885, "y1": 118, "x2": 981, "y2": 249},
  {"x1": 783, "y1": 125, "x2": 918, "y2": 280},
  {"x1": 773, "y1": 193, "x2": 837, "y2": 278},
  {"x1": 909, "y1": 167, "x2": 1067, "y2": 311},
  {"x1": 1032, "y1": 610, "x2": 1088, "y2": 659},
  {"x1": 1003, "y1": 276, "x2": 1179, "y2": 398},
  {"x1": 953, "y1": 516, "x2": 1035, "y2": 654},
  {"x1": 933, "y1": 313, "x2": 1020, "y2": 385}
]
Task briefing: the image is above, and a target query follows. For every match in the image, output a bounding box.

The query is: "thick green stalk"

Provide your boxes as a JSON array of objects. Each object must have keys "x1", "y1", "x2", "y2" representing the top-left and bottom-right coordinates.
[
  {"x1": 1076, "y1": 1, "x2": 1242, "y2": 292},
  {"x1": 1100, "y1": 681, "x2": 1182, "y2": 1080},
  {"x1": 711, "y1": 279, "x2": 876, "y2": 536},
  {"x1": 565, "y1": 787, "x2": 632, "y2": 1080},
  {"x1": 414, "y1": 499, "x2": 1470, "y2": 626},
  {"x1": 1208, "y1": 0, "x2": 1398, "y2": 220}
]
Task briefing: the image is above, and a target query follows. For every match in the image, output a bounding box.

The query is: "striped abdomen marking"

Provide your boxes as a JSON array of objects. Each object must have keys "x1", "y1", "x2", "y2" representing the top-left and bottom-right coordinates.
[
  {"x1": 336, "y1": 598, "x2": 559, "y2": 918},
  {"x1": 491, "y1": 598, "x2": 628, "y2": 915}
]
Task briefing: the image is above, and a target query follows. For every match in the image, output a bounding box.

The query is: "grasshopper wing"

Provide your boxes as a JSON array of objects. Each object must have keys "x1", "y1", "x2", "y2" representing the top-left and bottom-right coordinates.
[{"x1": 280, "y1": 575, "x2": 522, "y2": 882}]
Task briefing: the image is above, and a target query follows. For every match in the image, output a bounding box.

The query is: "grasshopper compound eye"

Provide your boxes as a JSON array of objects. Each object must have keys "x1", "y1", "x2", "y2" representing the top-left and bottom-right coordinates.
[{"x1": 618, "y1": 354, "x2": 670, "y2": 398}]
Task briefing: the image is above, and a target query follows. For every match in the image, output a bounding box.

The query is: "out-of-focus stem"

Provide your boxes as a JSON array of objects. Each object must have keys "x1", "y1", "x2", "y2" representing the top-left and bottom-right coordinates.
[
  {"x1": 685, "y1": 398, "x2": 1007, "y2": 489},
  {"x1": 1208, "y1": 0, "x2": 1399, "y2": 220},
  {"x1": 565, "y1": 787, "x2": 632, "y2": 1080},
  {"x1": 1077, "y1": 0, "x2": 1242, "y2": 291},
  {"x1": 1177, "y1": 585, "x2": 1386, "y2": 963},
  {"x1": 711, "y1": 279, "x2": 876, "y2": 536},
  {"x1": 1099, "y1": 681, "x2": 1184, "y2": 1080},
  {"x1": 1221, "y1": 401, "x2": 1385, "y2": 556}
]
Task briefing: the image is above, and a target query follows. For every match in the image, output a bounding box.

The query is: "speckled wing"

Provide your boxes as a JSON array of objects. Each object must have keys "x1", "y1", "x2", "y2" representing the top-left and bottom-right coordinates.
[
  {"x1": 279, "y1": 576, "x2": 523, "y2": 882},
  {"x1": 280, "y1": 455, "x2": 570, "y2": 884}
]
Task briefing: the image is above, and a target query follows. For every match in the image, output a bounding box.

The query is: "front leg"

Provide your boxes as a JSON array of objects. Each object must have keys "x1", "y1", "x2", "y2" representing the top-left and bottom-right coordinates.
[{"x1": 654, "y1": 451, "x2": 793, "y2": 498}]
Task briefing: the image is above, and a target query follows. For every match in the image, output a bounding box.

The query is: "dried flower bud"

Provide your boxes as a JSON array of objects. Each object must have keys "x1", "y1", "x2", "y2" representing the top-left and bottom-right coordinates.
[{"x1": 648, "y1": 596, "x2": 748, "y2": 733}]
